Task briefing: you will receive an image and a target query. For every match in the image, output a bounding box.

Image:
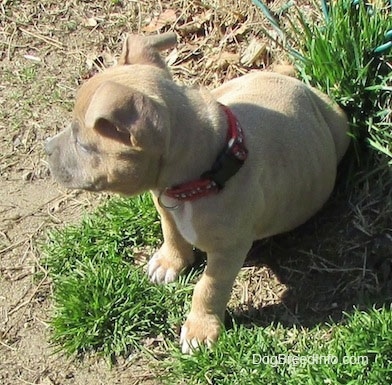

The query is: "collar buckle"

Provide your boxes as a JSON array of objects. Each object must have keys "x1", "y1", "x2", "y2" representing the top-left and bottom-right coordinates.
[{"x1": 202, "y1": 135, "x2": 248, "y2": 189}]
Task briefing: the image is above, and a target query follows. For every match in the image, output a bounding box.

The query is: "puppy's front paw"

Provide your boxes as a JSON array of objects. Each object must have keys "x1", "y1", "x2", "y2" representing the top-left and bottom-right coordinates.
[
  {"x1": 148, "y1": 245, "x2": 193, "y2": 284},
  {"x1": 180, "y1": 313, "x2": 221, "y2": 354},
  {"x1": 148, "y1": 250, "x2": 178, "y2": 284}
]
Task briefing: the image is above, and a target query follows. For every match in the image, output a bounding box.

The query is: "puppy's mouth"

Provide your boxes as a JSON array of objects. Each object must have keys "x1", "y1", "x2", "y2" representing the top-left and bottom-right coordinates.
[
  {"x1": 64, "y1": 177, "x2": 106, "y2": 192},
  {"x1": 79, "y1": 183, "x2": 104, "y2": 192},
  {"x1": 47, "y1": 163, "x2": 105, "y2": 192}
]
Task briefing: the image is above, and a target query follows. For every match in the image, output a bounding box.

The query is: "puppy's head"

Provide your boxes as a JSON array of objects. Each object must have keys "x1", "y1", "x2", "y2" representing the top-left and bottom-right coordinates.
[{"x1": 45, "y1": 33, "x2": 177, "y2": 195}]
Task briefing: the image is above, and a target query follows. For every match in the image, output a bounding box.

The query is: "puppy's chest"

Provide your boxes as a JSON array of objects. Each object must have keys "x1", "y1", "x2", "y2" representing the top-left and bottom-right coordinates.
[{"x1": 171, "y1": 202, "x2": 198, "y2": 245}]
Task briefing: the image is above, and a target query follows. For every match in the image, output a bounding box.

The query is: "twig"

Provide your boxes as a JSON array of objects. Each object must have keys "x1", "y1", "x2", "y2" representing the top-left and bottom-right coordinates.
[
  {"x1": 0, "y1": 340, "x2": 17, "y2": 351},
  {"x1": 0, "y1": 239, "x2": 28, "y2": 255},
  {"x1": 8, "y1": 274, "x2": 48, "y2": 316},
  {"x1": 19, "y1": 27, "x2": 64, "y2": 50}
]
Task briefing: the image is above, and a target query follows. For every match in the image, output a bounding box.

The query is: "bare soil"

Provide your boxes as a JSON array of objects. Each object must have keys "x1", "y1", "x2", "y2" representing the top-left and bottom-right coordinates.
[{"x1": 1, "y1": 1, "x2": 391, "y2": 384}]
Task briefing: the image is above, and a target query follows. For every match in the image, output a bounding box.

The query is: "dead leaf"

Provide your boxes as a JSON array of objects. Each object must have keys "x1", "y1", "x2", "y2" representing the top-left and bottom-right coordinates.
[
  {"x1": 177, "y1": 10, "x2": 213, "y2": 34},
  {"x1": 86, "y1": 52, "x2": 117, "y2": 70},
  {"x1": 165, "y1": 48, "x2": 179, "y2": 66},
  {"x1": 142, "y1": 9, "x2": 177, "y2": 33},
  {"x1": 233, "y1": 24, "x2": 248, "y2": 37},
  {"x1": 271, "y1": 63, "x2": 296, "y2": 77},
  {"x1": 83, "y1": 17, "x2": 98, "y2": 28},
  {"x1": 206, "y1": 51, "x2": 240, "y2": 70},
  {"x1": 240, "y1": 39, "x2": 267, "y2": 67},
  {"x1": 219, "y1": 51, "x2": 240, "y2": 63},
  {"x1": 23, "y1": 54, "x2": 41, "y2": 62}
]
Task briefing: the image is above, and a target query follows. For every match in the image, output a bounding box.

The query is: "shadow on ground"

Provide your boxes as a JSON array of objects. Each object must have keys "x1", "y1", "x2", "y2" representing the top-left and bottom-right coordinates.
[{"x1": 237, "y1": 162, "x2": 392, "y2": 328}]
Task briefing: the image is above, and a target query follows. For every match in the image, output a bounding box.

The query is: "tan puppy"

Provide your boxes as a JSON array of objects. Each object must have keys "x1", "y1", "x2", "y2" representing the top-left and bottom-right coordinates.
[{"x1": 45, "y1": 32, "x2": 350, "y2": 354}]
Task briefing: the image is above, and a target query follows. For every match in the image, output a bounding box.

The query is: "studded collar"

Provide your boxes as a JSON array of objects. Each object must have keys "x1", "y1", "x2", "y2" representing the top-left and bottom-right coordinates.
[{"x1": 162, "y1": 104, "x2": 248, "y2": 203}]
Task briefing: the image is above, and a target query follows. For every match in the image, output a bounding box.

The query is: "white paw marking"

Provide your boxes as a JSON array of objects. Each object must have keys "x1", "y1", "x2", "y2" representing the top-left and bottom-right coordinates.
[
  {"x1": 147, "y1": 252, "x2": 179, "y2": 284},
  {"x1": 180, "y1": 325, "x2": 213, "y2": 354},
  {"x1": 180, "y1": 326, "x2": 193, "y2": 354}
]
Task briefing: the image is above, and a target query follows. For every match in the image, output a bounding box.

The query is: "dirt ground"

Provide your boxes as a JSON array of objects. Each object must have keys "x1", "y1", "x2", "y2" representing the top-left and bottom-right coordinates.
[{"x1": 1, "y1": 1, "x2": 391, "y2": 384}]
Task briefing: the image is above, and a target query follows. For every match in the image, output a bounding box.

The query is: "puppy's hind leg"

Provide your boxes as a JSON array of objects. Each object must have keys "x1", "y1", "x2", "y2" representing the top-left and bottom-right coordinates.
[{"x1": 148, "y1": 193, "x2": 195, "y2": 284}]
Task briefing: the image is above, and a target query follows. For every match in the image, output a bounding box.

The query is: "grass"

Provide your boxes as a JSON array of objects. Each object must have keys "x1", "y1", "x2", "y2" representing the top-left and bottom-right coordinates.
[
  {"x1": 42, "y1": 194, "x2": 194, "y2": 361},
  {"x1": 44, "y1": 194, "x2": 161, "y2": 279},
  {"x1": 41, "y1": 193, "x2": 392, "y2": 383},
  {"x1": 254, "y1": 0, "x2": 392, "y2": 162},
  {"x1": 160, "y1": 306, "x2": 392, "y2": 384},
  {"x1": 50, "y1": 262, "x2": 195, "y2": 361},
  {"x1": 42, "y1": 193, "x2": 392, "y2": 382}
]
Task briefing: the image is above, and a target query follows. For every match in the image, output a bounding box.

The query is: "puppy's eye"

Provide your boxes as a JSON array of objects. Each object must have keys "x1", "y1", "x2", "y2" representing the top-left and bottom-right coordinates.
[{"x1": 71, "y1": 122, "x2": 90, "y2": 153}]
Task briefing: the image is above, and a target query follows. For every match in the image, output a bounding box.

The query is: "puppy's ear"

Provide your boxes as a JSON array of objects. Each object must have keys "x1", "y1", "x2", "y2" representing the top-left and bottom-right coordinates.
[
  {"x1": 85, "y1": 81, "x2": 164, "y2": 150},
  {"x1": 118, "y1": 32, "x2": 177, "y2": 69}
]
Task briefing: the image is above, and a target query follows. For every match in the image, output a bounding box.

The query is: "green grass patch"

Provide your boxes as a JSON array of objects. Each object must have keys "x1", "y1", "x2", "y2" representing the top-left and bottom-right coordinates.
[
  {"x1": 42, "y1": 194, "x2": 392, "y2": 384},
  {"x1": 44, "y1": 194, "x2": 161, "y2": 279},
  {"x1": 42, "y1": 194, "x2": 194, "y2": 361},
  {"x1": 161, "y1": 306, "x2": 392, "y2": 384}
]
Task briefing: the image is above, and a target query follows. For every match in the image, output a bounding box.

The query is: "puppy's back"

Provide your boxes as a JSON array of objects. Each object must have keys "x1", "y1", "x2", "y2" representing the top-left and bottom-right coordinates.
[{"x1": 213, "y1": 71, "x2": 350, "y2": 164}]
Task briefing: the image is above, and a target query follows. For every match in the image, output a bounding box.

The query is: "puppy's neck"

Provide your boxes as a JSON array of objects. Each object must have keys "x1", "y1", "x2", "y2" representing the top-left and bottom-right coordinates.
[{"x1": 156, "y1": 87, "x2": 227, "y2": 191}]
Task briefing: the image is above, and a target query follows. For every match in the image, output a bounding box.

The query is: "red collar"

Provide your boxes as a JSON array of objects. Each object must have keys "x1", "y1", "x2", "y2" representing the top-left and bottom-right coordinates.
[{"x1": 164, "y1": 104, "x2": 248, "y2": 202}]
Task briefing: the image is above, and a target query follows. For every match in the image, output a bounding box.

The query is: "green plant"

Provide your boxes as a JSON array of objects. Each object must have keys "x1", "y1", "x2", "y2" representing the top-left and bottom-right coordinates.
[
  {"x1": 254, "y1": 0, "x2": 392, "y2": 162},
  {"x1": 43, "y1": 194, "x2": 161, "y2": 280},
  {"x1": 51, "y1": 259, "x2": 166, "y2": 358}
]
